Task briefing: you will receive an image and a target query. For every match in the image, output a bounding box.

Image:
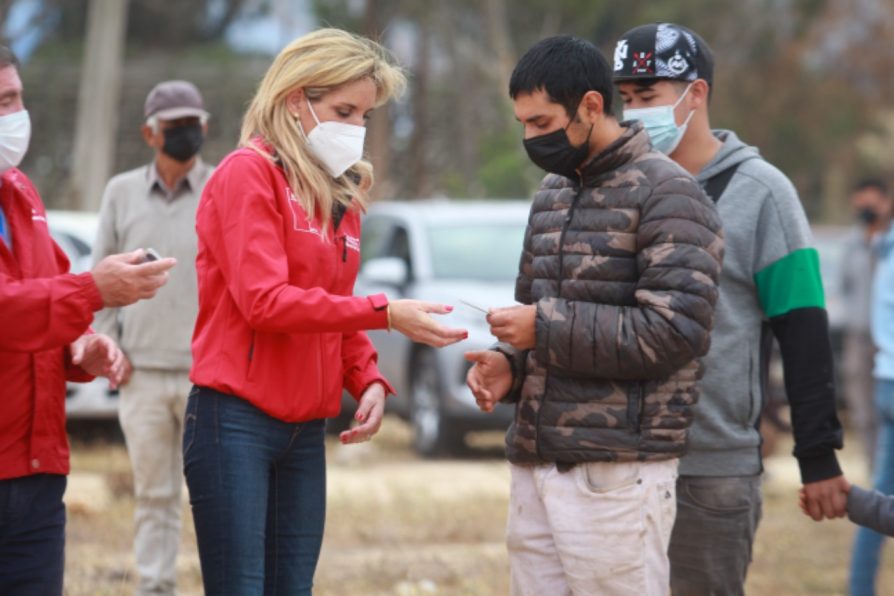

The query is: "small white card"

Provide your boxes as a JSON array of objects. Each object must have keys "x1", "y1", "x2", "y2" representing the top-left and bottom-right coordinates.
[{"x1": 459, "y1": 298, "x2": 490, "y2": 314}]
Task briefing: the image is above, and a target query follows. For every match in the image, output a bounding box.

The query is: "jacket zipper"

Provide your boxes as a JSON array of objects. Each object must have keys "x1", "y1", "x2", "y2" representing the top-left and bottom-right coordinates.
[{"x1": 536, "y1": 177, "x2": 584, "y2": 463}]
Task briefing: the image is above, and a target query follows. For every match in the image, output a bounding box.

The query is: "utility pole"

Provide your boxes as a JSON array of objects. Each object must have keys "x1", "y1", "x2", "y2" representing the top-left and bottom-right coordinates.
[
  {"x1": 68, "y1": 0, "x2": 129, "y2": 211},
  {"x1": 363, "y1": 0, "x2": 394, "y2": 200}
]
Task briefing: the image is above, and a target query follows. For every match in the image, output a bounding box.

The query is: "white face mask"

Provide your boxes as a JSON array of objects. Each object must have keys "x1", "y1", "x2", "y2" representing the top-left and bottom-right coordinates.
[
  {"x1": 300, "y1": 100, "x2": 366, "y2": 178},
  {"x1": 0, "y1": 110, "x2": 30, "y2": 174},
  {"x1": 623, "y1": 84, "x2": 694, "y2": 155}
]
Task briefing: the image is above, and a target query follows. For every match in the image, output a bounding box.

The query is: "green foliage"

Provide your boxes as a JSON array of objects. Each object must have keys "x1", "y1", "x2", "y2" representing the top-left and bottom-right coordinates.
[
  {"x1": 476, "y1": 123, "x2": 541, "y2": 199},
  {"x1": 45, "y1": 0, "x2": 251, "y2": 47},
  {"x1": 5, "y1": 0, "x2": 891, "y2": 218},
  {"x1": 310, "y1": 0, "x2": 362, "y2": 30}
]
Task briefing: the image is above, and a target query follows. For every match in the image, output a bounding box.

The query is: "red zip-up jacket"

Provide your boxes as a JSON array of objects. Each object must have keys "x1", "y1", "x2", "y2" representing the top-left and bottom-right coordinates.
[
  {"x1": 0, "y1": 168, "x2": 103, "y2": 480},
  {"x1": 190, "y1": 146, "x2": 394, "y2": 422}
]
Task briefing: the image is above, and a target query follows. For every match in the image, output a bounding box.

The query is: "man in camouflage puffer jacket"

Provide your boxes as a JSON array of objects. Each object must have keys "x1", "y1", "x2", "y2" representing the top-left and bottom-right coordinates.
[{"x1": 466, "y1": 36, "x2": 723, "y2": 596}]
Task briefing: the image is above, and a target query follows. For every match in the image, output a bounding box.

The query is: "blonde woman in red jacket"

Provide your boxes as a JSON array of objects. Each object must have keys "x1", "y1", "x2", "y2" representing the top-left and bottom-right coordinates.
[{"x1": 186, "y1": 28, "x2": 466, "y2": 595}]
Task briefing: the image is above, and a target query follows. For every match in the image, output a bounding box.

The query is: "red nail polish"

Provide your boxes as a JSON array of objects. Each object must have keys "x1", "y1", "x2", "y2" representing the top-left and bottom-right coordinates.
[
  {"x1": 463, "y1": 332, "x2": 469, "y2": 339},
  {"x1": 446, "y1": 305, "x2": 454, "y2": 312}
]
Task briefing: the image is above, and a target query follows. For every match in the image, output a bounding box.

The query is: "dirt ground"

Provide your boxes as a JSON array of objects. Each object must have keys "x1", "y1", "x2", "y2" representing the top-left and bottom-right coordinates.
[{"x1": 63, "y1": 417, "x2": 894, "y2": 595}]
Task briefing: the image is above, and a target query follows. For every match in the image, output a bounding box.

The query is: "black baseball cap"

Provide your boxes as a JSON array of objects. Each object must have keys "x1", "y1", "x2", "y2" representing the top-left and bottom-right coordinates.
[{"x1": 612, "y1": 23, "x2": 714, "y2": 87}]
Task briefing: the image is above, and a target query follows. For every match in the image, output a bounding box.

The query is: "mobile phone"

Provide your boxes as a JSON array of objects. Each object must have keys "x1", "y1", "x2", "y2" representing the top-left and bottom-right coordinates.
[
  {"x1": 459, "y1": 298, "x2": 489, "y2": 314},
  {"x1": 143, "y1": 248, "x2": 162, "y2": 263}
]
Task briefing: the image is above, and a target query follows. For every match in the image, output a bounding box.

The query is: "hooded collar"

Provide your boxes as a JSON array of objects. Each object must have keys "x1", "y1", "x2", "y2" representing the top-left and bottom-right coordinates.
[{"x1": 696, "y1": 129, "x2": 762, "y2": 183}]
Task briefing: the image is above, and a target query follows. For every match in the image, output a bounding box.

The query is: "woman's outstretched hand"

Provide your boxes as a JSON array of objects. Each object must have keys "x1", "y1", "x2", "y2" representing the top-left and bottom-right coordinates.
[{"x1": 388, "y1": 300, "x2": 468, "y2": 347}]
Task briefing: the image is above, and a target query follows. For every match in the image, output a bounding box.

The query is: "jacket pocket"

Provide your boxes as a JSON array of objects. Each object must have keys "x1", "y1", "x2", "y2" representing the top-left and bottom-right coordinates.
[
  {"x1": 247, "y1": 331, "x2": 326, "y2": 419},
  {"x1": 746, "y1": 346, "x2": 756, "y2": 427},
  {"x1": 246, "y1": 331, "x2": 257, "y2": 380},
  {"x1": 182, "y1": 390, "x2": 200, "y2": 460},
  {"x1": 681, "y1": 476, "x2": 755, "y2": 514},
  {"x1": 719, "y1": 339, "x2": 754, "y2": 429},
  {"x1": 578, "y1": 461, "x2": 641, "y2": 494},
  {"x1": 626, "y1": 382, "x2": 643, "y2": 432}
]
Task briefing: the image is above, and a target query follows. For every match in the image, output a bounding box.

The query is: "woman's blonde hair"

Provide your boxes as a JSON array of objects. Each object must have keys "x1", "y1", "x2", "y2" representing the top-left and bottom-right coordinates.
[{"x1": 240, "y1": 28, "x2": 406, "y2": 232}]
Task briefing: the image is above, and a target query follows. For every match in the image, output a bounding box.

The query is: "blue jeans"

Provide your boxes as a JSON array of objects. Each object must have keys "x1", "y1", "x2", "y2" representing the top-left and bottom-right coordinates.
[
  {"x1": 183, "y1": 386, "x2": 327, "y2": 596},
  {"x1": 850, "y1": 379, "x2": 894, "y2": 595},
  {"x1": 0, "y1": 474, "x2": 66, "y2": 596}
]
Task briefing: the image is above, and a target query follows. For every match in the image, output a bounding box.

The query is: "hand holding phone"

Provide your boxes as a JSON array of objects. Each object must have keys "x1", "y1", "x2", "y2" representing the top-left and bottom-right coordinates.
[{"x1": 143, "y1": 248, "x2": 162, "y2": 263}]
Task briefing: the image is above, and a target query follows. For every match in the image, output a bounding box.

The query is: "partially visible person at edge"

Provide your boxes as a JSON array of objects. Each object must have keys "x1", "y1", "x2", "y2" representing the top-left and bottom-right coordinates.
[
  {"x1": 613, "y1": 22, "x2": 848, "y2": 595},
  {"x1": 465, "y1": 35, "x2": 724, "y2": 595},
  {"x1": 849, "y1": 212, "x2": 894, "y2": 594},
  {"x1": 840, "y1": 178, "x2": 891, "y2": 470},
  {"x1": 184, "y1": 28, "x2": 468, "y2": 595},
  {"x1": 92, "y1": 80, "x2": 213, "y2": 596},
  {"x1": 0, "y1": 46, "x2": 176, "y2": 596},
  {"x1": 799, "y1": 478, "x2": 894, "y2": 539}
]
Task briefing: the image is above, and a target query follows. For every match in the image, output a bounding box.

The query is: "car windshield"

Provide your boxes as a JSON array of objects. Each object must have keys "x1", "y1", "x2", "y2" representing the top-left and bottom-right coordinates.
[{"x1": 427, "y1": 223, "x2": 525, "y2": 281}]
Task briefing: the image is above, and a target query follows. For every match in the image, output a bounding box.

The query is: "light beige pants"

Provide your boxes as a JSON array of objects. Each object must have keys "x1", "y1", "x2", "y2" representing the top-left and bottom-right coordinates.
[
  {"x1": 118, "y1": 368, "x2": 191, "y2": 596},
  {"x1": 507, "y1": 459, "x2": 678, "y2": 596}
]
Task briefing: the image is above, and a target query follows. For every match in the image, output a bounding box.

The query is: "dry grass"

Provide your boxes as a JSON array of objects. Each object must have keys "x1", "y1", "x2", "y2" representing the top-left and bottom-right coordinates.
[{"x1": 63, "y1": 417, "x2": 894, "y2": 595}]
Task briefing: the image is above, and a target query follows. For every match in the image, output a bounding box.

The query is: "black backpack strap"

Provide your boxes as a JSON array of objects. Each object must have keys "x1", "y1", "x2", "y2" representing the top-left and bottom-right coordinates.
[{"x1": 702, "y1": 162, "x2": 742, "y2": 203}]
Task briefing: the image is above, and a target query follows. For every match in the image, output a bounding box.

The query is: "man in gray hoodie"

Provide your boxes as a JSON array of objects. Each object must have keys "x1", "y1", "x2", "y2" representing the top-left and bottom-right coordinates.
[{"x1": 613, "y1": 23, "x2": 849, "y2": 595}]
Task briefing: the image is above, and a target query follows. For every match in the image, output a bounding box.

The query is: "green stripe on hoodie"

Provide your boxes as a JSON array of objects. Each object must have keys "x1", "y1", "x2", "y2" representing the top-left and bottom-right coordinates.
[{"x1": 754, "y1": 248, "x2": 825, "y2": 317}]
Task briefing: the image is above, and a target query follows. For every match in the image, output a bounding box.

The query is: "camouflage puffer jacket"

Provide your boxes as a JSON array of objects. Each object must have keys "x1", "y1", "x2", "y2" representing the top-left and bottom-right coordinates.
[{"x1": 502, "y1": 122, "x2": 724, "y2": 465}]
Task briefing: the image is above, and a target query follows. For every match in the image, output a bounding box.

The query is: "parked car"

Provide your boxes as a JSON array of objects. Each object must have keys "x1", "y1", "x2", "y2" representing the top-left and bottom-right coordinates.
[
  {"x1": 47, "y1": 209, "x2": 120, "y2": 420},
  {"x1": 346, "y1": 199, "x2": 530, "y2": 456}
]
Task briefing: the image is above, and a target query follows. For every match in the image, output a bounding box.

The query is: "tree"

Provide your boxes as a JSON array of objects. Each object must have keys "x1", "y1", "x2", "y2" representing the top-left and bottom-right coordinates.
[
  {"x1": 68, "y1": 0, "x2": 129, "y2": 211},
  {"x1": 48, "y1": 0, "x2": 249, "y2": 47}
]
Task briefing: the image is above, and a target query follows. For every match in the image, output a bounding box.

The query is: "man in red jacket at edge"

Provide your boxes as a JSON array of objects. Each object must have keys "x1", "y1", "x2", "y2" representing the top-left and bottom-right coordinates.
[{"x1": 0, "y1": 46, "x2": 176, "y2": 595}]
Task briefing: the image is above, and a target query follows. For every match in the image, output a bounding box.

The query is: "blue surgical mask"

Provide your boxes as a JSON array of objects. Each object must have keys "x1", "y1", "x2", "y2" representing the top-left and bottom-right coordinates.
[{"x1": 623, "y1": 83, "x2": 694, "y2": 155}]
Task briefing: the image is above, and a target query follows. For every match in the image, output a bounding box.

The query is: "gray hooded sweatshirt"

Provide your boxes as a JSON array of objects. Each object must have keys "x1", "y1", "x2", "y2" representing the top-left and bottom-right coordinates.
[{"x1": 681, "y1": 130, "x2": 842, "y2": 483}]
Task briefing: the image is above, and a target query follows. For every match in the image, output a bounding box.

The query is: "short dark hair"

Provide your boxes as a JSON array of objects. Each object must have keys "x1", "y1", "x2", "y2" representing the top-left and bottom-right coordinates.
[
  {"x1": 0, "y1": 46, "x2": 19, "y2": 70},
  {"x1": 509, "y1": 35, "x2": 613, "y2": 118},
  {"x1": 854, "y1": 177, "x2": 889, "y2": 196}
]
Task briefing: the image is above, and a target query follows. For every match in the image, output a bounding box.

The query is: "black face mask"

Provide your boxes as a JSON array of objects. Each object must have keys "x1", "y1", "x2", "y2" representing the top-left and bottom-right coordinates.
[
  {"x1": 162, "y1": 123, "x2": 204, "y2": 162},
  {"x1": 857, "y1": 207, "x2": 880, "y2": 225},
  {"x1": 523, "y1": 120, "x2": 593, "y2": 180}
]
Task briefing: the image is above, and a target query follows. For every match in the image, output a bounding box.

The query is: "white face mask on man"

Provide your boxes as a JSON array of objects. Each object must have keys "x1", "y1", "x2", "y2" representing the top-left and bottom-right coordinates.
[
  {"x1": 0, "y1": 110, "x2": 30, "y2": 174},
  {"x1": 299, "y1": 100, "x2": 366, "y2": 178}
]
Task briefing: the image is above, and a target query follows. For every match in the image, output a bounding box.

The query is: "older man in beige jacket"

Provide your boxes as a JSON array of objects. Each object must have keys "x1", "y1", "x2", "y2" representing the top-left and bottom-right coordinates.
[{"x1": 93, "y1": 80, "x2": 213, "y2": 596}]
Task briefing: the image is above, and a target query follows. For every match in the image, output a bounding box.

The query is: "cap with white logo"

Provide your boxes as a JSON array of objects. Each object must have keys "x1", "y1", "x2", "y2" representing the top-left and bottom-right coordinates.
[{"x1": 612, "y1": 23, "x2": 714, "y2": 86}]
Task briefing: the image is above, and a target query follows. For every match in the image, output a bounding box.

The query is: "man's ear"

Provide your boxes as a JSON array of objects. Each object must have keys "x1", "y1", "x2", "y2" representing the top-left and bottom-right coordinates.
[
  {"x1": 689, "y1": 79, "x2": 710, "y2": 109},
  {"x1": 580, "y1": 90, "x2": 605, "y2": 124},
  {"x1": 140, "y1": 124, "x2": 157, "y2": 149}
]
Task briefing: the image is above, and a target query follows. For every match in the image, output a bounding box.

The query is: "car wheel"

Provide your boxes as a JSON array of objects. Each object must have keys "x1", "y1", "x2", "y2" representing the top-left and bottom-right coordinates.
[{"x1": 410, "y1": 349, "x2": 464, "y2": 457}]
